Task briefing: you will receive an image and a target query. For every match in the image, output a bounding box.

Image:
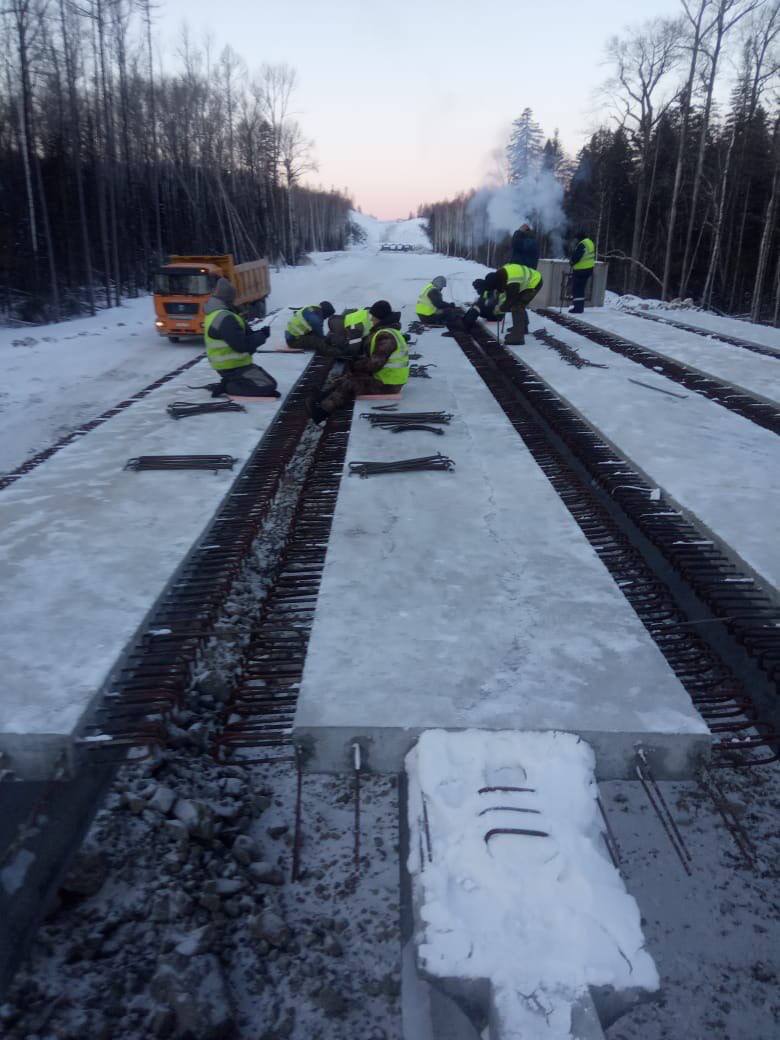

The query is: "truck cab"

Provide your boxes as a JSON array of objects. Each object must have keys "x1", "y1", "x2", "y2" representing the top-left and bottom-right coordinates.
[{"x1": 153, "y1": 254, "x2": 270, "y2": 342}]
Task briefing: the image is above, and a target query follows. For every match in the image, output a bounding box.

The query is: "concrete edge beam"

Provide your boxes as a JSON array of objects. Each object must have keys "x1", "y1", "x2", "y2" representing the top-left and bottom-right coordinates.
[{"x1": 294, "y1": 725, "x2": 711, "y2": 781}]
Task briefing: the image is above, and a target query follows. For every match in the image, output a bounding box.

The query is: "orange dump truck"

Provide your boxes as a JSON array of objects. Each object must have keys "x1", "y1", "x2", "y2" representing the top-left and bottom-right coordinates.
[{"x1": 153, "y1": 254, "x2": 271, "y2": 342}]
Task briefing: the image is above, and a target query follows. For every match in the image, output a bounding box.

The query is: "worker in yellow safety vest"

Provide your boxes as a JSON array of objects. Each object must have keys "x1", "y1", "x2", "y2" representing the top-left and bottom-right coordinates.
[
  {"x1": 307, "y1": 300, "x2": 409, "y2": 423},
  {"x1": 324, "y1": 306, "x2": 374, "y2": 359},
  {"x1": 463, "y1": 278, "x2": 505, "y2": 330},
  {"x1": 415, "y1": 276, "x2": 457, "y2": 324},
  {"x1": 569, "y1": 232, "x2": 596, "y2": 314},
  {"x1": 285, "y1": 301, "x2": 336, "y2": 351},
  {"x1": 483, "y1": 263, "x2": 544, "y2": 345},
  {"x1": 203, "y1": 278, "x2": 279, "y2": 397}
]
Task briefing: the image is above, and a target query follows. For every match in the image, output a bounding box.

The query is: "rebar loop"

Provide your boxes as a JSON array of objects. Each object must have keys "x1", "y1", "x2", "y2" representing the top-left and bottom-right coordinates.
[
  {"x1": 124, "y1": 455, "x2": 238, "y2": 472},
  {"x1": 635, "y1": 750, "x2": 693, "y2": 876},
  {"x1": 167, "y1": 400, "x2": 246, "y2": 419},
  {"x1": 532, "y1": 328, "x2": 609, "y2": 369},
  {"x1": 348, "y1": 454, "x2": 455, "y2": 478},
  {"x1": 362, "y1": 411, "x2": 453, "y2": 426}
]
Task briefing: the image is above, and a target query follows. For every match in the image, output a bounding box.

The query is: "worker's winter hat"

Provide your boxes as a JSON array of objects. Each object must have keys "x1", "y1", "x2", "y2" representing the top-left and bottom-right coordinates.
[
  {"x1": 319, "y1": 301, "x2": 336, "y2": 318},
  {"x1": 369, "y1": 299, "x2": 401, "y2": 324},
  {"x1": 432, "y1": 276, "x2": 447, "y2": 289},
  {"x1": 483, "y1": 272, "x2": 500, "y2": 291},
  {"x1": 214, "y1": 277, "x2": 236, "y2": 304},
  {"x1": 472, "y1": 278, "x2": 486, "y2": 293}
]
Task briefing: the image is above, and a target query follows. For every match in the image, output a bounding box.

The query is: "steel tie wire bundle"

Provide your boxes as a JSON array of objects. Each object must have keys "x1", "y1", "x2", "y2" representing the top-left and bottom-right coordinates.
[
  {"x1": 167, "y1": 400, "x2": 247, "y2": 419},
  {"x1": 124, "y1": 455, "x2": 238, "y2": 472},
  {"x1": 348, "y1": 453, "x2": 455, "y2": 478},
  {"x1": 361, "y1": 411, "x2": 453, "y2": 426}
]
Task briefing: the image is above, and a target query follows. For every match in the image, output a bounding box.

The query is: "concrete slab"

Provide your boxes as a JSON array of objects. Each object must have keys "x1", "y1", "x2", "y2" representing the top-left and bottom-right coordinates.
[
  {"x1": 514, "y1": 316, "x2": 780, "y2": 595},
  {"x1": 0, "y1": 355, "x2": 310, "y2": 779},
  {"x1": 293, "y1": 325, "x2": 709, "y2": 777},
  {"x1": 578, "y1": 308, "x2": 780, "y2": 405}
]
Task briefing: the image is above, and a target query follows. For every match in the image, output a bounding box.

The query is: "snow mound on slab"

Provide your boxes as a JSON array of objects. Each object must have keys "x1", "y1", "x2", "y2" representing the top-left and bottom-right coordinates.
[
  {"x1": 406, "y1": 729, "x2": 658, "y2": 1038},
  {"x1": 607, "y1": 291, "x2": 699, "y2": 313}
]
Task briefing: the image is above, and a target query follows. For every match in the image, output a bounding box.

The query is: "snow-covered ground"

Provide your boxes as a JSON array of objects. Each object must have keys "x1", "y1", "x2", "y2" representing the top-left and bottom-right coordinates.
[{"x1": 349, "y1": 211, "x2": 431, "y2": 251}]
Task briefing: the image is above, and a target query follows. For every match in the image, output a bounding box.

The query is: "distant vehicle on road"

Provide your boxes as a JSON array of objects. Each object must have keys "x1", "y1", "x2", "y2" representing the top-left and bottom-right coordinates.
[
  {"x1": 154, "y1": 254, "x2": 270, "y2": 343},
  {"x1": 380, "y1": 242, "x2": 418, "y2": 252}
]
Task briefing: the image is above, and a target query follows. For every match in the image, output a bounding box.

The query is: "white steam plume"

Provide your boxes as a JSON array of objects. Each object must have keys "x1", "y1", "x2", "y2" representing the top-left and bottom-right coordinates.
[{"x1": 468, "y1": 169, "x2": 567, "y2": 257}]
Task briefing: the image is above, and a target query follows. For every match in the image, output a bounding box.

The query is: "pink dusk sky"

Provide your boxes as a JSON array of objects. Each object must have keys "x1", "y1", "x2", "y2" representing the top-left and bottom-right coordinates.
[{"x1": 158, "y1": 0, "x2": 682, "y2": 219}]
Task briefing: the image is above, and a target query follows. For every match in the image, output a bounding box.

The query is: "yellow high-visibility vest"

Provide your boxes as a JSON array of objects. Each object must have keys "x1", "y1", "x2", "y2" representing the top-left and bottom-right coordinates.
[
  {"x1": 416, "y1": 283, "x2": 439, "y2": 317},
  {"x1": 344, "y1": 308, "x2": 372, "y2": 339},
  {"x1": 204, "y1": 309, "x2": 252, "y2": 371},
  {"x1": 573, "y1": 239, "x2": 596, "y2": 270},
  {"x1": 369, "y1": 327, "x2": 410, "y2": 386},
  {"x1": 502, "y1": 263, "x2": 542, "y2": 292},
  {"x1": 286, "y1": 306, "x2": 318, "y2": 339}
]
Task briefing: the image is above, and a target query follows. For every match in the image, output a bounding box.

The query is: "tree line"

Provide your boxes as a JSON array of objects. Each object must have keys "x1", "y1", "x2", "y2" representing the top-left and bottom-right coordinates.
[
  {"x1": 421, "y1": 0, "x2": 780, "y2": 323},
  {"x1": 0, "y1": 0, "x2": 353, "y2": 323}
]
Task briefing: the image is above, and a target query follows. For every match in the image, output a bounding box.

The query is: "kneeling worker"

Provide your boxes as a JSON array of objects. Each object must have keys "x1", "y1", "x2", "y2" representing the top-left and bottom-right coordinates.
[
  {"x1": 463, "y1": 278, "x2": 504, "y2": 330},
  {"x1": 416, "y1": 276, "x2": 457, "y2": 325},
  {"x1": 308, "y1": 300, "x2": 409, "y2": 423},
  {"x1": 204, "y1": 278, "x2": 278, "y2": 397},
  {"x1": 483, "y1": 263, "x2": 543, "y2": 345},
  {"x1": 285, "y1": 301, "x2": 336, "y2": 351}
]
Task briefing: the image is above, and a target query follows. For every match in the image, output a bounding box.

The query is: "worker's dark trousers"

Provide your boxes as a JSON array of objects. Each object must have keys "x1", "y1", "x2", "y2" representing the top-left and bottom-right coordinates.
[
  {"x1": 505, "y1": 282, "x2": 543, "y2": 345},
  {"x1": 570, "y1": 269, "x2": 593, "y2": 314},
  {"x1": 221, "y1": 364, "x2": 279, "y2": 397}
]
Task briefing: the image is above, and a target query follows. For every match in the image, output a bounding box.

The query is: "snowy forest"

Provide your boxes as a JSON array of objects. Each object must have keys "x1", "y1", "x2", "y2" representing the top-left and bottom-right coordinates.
[
  {"x1": 422, "y1": 0, "x2": 780, "y2": 322},
  {"x1": 0, "y1": 0, "x2": 353, "y2": 321}
]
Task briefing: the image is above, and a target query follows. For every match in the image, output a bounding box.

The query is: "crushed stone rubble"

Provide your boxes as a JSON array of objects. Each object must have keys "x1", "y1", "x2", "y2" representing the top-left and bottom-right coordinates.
[
  {"x1": 1, "y1": 748, "x2": 401, "y2": 1040},
  {"x1": 1, "y1": 439, "x2": 401, "y2": 1040}
]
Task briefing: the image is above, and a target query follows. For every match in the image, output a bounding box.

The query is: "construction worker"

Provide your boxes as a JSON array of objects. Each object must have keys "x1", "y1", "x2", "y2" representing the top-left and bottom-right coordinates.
[
  {"x1": 307, "y1": 300, "x2": 409, "y2": 423},
  {"x1": 285, "y1": 301, "x2": 336, "y2": 351},
  {"x1": 569, "y1": 232, "x2": 596, "y2": 314},
  {"x1": 483, "y1": 263, "x2": 543, "y2": 345},
  {"x1": 324, "y1": 306, "x2": 373, "y2": 359},
  {"x1": 510, "y1": 223, "x2": 540, "y2": 269},
  {"x1": 463, "y1": 278, "x2": 504, "y2": 330},
  {"x1": 203, "y1": 278, "x2": 278, "y2": 397},
  {"x1": 415, "y1": 276, "x2": 457, "y2": 325}
]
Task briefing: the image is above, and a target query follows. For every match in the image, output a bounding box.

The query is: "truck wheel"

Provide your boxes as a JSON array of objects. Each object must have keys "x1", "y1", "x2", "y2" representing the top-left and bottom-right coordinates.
[
  {"x1": 168, "y1": 336, "x2": 181, "y2": 343},
  {"x1": 247, "y1": 299, "x2": 267, "y2": 320}
]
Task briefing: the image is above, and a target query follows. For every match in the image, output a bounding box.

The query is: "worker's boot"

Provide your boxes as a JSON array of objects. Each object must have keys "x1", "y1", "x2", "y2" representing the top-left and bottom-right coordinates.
[
  {"x1": 505, "y1": 310, "x2": 525, "y2": 345},
  {"x1": 569, "y1": 299, "x2": 585, "y2": 314}
]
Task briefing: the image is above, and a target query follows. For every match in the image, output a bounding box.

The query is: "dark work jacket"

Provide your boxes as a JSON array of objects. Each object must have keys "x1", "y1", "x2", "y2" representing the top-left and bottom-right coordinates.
[
  {"x1": 510, "y1": 231, "x2": 540, "y2": 269},
  {"x1": 204, "y1": 297, "x2": 269, "y2": 358}
]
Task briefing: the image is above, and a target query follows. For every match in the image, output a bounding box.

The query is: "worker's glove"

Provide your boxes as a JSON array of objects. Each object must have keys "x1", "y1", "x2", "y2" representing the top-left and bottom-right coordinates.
[{"x1": 257, "y1": 326, "x2": 271, "y2": 343}]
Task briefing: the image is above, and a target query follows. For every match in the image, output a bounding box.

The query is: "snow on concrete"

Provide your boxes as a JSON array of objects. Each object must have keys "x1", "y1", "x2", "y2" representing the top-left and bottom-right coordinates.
[
  {"x1": 607, "y1": 295, "x2": 780, "y2": 352},
  {"x1": 576, "y1": 307, "x2": 780, "y2": 405},
  {"x1": 294, "y1": 321, "x2": 708, "y2": 778},
  {"x1": 519, "y1": 315, "x2": 780, "y2": 594},
  {"x1": 406, "y1": 730, "x2": 658, "y2": 1039},
  {"x1": 0, "y1": 297, "x2": 203, "y2": 473},
  {"x1": 0, "y1": 354, "x2": 309, "y2": 777}
]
